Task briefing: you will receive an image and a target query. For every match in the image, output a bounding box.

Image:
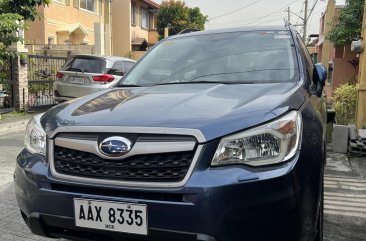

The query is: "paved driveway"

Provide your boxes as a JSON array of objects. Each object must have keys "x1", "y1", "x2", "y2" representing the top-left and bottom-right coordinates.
[
  {"x1": 323, "y1": 151, "x2": 366, "y2": 241},
  {"x1": 0, "y1": 129, "x2": 51, "y2": 240}
]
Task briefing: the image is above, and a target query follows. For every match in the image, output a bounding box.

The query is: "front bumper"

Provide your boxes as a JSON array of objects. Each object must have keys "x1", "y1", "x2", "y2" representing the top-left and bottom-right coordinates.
[{"x1": 14, "y1": 146, "x2": 310, "y2": 241}]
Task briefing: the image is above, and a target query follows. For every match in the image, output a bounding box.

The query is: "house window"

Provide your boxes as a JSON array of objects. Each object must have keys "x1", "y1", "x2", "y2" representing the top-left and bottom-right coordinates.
[
  {"x1": 131, "y1": 4, "x2": 137, "y2": 25},
  {"x1": 149, "y1": 14, "x2": 157, "y2": 29},
  {"x1": 141, "y1": 8, "x2": 149, "y2": 29},
  {"x1": 80, "y1": 0, "x2": 95, "y2": 12}
]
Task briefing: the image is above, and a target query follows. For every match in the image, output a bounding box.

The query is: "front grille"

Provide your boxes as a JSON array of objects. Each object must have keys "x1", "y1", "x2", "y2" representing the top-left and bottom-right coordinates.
[{"x1": 54, "y1": 146, "x2": 195, "y2": 182}]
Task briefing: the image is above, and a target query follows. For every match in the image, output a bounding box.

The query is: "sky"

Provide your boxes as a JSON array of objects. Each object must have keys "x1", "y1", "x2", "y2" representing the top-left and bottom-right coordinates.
[{"x1": 153, "y1": 0, "x2": 346, "y2": 37}]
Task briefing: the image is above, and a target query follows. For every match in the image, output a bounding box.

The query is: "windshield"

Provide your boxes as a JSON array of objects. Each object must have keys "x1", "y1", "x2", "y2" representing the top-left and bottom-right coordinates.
[{"x1": 121, "y1": 31, "x2": 298, "y2": 86}]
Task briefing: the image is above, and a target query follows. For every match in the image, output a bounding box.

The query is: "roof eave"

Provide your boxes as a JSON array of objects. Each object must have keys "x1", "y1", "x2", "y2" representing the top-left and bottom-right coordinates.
[{"x1": 141, "y1": 0, "x2": 160, "y2": 9}]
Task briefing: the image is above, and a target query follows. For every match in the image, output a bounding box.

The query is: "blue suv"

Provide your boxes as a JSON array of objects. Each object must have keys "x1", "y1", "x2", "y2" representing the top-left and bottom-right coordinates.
[{"x1": 15, "y1": 24, "x2": 327, "y2": 241}]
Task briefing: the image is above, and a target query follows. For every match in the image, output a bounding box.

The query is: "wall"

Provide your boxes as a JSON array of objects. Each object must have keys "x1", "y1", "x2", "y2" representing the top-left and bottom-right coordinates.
[
  {"x1": 131, "y1": 51, "x2": 146, "y2": 60},
  {"x1": 24, "y1": 7, "x2": 46, "y2": 44},
  {"x1": 324, "y1": 46, "x2": 357, "y2": 101},
  {"x1": 111, "y1": 0, "x2": 131, "y2": 57},
  {"x1": 307, "y1": 46, "x2": 317, "y2": 55},
  {"x1": 131, "y1": 26, "x2": 149, "y2": 43},
  {"x1": 26, "y1": 0, "x2": 105, "y2": 45},
  {"x1": 317, "y1": 0, "x2": 357, "y2": 101},
  {"x1": 318, "y1": 0, "x2": 337, "y2": 68},
  {"x1": 111, "y1": 0, "x2": 159, "y2": 57},
  {"x1": 148, "y1": 30, "x2": 159, "y2": 45},
  {"x1": 317, "y1": 0, "x2": 335, "y2": 99},
  {"x1": 355, "y1": 0, "x2": 366, "y2": 128},
  {"x1": 25, "y1": 44, "x2": 95, "y2": 57},
  {"x1": 45, "y1": 0, "x2": 105, "y2": 45},
  {"x1": 332, "y1": 45, "x2": 358, "y2": 89}
]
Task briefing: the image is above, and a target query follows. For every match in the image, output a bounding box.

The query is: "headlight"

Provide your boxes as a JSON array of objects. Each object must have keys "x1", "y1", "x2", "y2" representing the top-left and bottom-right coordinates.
[
  {"x1": 24, "y1": 114, "x2": 46, "y2": 155},
  {"x1": 211, "y1": 111, "x2": 302, "y2": 166}
]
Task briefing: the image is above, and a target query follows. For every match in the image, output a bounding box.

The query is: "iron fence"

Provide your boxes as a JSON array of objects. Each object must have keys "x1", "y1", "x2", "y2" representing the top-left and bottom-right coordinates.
[
  {"x1": 28, "y1": 55, "x2": 67, "y2": 109},
  {"x1": 0, "y1": 58, "x2": 15, "y2": 113}
]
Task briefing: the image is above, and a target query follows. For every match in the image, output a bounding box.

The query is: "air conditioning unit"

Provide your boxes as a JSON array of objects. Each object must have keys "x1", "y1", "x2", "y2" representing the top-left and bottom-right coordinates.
[{"x1": 351, "y1": 40, "x2": 363, "y2": 53}]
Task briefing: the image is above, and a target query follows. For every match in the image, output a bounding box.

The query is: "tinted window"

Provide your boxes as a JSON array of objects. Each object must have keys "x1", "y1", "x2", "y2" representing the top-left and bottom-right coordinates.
[
  {"x1": 122, "y1": 31, "x2": 299, "y2": 86},
  {"x1": 107, "y1": 61, "x2": 135, "y2": 76},
  {"x1": 124, "y1": 62, "x2": 135, "y2": 72},
  {"x1": 62, "y1": 57, "x2": 106, "y2": 73},
  {"x1": 108, "y1": 61, "x2": 125, "y2": 76}
]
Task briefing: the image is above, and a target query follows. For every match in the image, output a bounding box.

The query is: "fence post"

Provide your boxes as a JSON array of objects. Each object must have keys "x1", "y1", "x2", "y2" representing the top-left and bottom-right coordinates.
[{"x1": 12, "y1": 56, "x2": 28, "y2": 110}]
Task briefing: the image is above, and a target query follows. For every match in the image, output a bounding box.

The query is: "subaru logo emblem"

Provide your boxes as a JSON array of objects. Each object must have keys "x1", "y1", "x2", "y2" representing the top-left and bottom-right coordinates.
[{"x1": 99, "y1": 137, "x2": 132, "y2": 157}]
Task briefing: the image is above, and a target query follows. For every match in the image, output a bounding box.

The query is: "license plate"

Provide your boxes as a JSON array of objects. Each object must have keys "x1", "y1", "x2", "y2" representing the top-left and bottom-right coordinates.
[
  {"x1": 74, "y1": 199, "x2": 148, "y2": 235},
  {"x1": 69, "y1": 77, "x2": 85, "y2": 84}
]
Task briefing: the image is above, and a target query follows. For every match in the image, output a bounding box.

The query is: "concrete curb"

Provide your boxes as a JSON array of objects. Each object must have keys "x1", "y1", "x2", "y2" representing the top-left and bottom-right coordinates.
[{"x1": 0, "y1": 118, "x2": 30, "y2": 134}]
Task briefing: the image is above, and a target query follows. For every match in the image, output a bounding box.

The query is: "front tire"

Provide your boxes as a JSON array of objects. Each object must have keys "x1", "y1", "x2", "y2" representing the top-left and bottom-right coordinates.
[{"x1": 314, "y1": 166, "x2": 324, "y2": 241}]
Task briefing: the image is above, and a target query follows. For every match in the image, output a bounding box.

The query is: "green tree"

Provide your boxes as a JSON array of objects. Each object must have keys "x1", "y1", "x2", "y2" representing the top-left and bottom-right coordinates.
[
  {"x1": 0, "y1": 0, "x2": 50, "y2": 60},
  {"x1": 327, "y1": 0, "x2": 364, "y2": 47},
  {"x1": 188, "y1": 7, "x2": 206, "y2": 30},
  {"x1": 157, "y1": 0, "x2": 207, "y2": 38}
]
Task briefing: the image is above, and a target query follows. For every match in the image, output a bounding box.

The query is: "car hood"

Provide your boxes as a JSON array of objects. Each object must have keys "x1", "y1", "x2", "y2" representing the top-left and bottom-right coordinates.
[{"x1": 42, "y1": 83, "x2": 306, "y2": 142}]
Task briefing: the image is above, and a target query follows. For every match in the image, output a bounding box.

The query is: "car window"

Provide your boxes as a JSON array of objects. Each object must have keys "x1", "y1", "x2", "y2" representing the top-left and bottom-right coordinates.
[
  {"x1": 107, "y1": 61, "x2": 135, "y2": 76},
  {"x1": 123, "y1": 62, "x2": 135, "y2": 72},
  {"x1": 121, "y1": 31, "x2": 299, "y2": 86},
  {"x1": 62, "y1": 57, "x2": 106, "y2": 73},
  {"x1": 108, "y1": 61, "x2": 125, "y2": 76}
]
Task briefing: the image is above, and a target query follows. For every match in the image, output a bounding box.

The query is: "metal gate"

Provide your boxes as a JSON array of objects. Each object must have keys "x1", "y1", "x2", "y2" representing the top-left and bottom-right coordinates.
[
  {"x1": 28, "y1": 55, "x2": 67, "y2": 109},
  {"x1": 0, "y1": 58, "x2": 15, "y2": 113}
]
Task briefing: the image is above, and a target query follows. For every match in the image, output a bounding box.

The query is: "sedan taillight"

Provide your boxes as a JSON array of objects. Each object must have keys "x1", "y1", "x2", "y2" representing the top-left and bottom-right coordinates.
[
  {"x1": 56, "y1": 72, "x2": 64, "y2": 79},
  {"x1": 92, "y1": 74, "x2": 115, "y2": 82}
]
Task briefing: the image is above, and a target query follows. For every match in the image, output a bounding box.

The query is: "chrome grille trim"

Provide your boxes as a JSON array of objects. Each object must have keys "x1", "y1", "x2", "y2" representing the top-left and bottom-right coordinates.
[
  {"x1": 48, "y1": 126, "x2": 205, "y2": 188},
  {"x1": 48, "y1": 126, "x2": 206, "y2": 143},
  {"x1": 55, "y1": 137, "x2": 196, "y2": 160}
]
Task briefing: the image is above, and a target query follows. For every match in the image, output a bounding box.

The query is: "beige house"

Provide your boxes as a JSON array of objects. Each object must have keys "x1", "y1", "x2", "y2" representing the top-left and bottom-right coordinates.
[
  {"x1": 111, "y1": 0, "x2": 160, "y2": 58},
  {"x1": 316, "y1": 0, "x2": 358, "y2": 101},
  {"x1": 25, "y1": 0, "x2": 109, "y2": 54}
]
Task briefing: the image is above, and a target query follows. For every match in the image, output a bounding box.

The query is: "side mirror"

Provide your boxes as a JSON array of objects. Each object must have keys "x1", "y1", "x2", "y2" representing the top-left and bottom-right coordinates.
[{"x1": 313, "y1": 63, "x2": 327, "y2": 97}]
